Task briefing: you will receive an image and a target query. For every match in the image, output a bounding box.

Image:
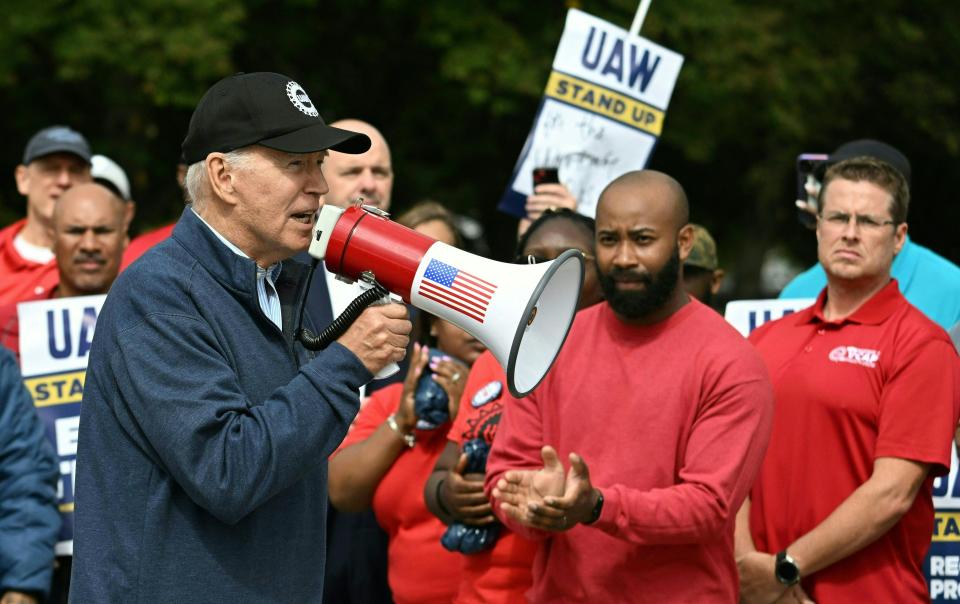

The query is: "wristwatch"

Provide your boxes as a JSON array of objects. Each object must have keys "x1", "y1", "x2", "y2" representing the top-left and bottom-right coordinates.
[
  {"x1": 386, "y1": 414, "x2": 415, "y2": 448},
  {"x1": 774, "y1": 550, "x2": 801, "y2": 586},
  {"x1": 584, "y1": 489, "x2": 604, "y2": 524}
]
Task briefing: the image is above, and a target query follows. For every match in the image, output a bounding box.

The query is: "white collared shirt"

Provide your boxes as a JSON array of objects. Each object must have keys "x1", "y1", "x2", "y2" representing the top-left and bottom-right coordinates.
[{"x1": 192, "y1": 209, "x2": 283, "y2": 330}]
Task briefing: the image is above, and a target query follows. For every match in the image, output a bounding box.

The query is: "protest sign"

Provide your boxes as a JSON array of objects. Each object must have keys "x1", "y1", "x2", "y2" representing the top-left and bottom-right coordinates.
[
  {"x1": 723, "y1": 298, "x2": 815, "y2": 337},
  {"x1": 499, "y1": 8, "x2": 684, "y2": 218},
  {"x1": 18, "y1": 294, "x2": 106, "y2": 556},
  {"x1": 931, "y1": 445, "x2": 960, "y2": 602}
]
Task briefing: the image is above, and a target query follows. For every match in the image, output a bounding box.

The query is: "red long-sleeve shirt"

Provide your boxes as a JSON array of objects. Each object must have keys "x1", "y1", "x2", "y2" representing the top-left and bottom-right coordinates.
[
  {"x1": 337, "y1": 383, "x2": 462, "y2": 604},
  {"x1": 486, "y1": 300, "x2": 774, "y2": 603}
]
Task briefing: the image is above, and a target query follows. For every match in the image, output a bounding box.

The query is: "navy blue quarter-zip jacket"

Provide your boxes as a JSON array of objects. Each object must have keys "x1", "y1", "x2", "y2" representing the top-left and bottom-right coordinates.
[{"x1": 70, "y1": 208, "x2": 370, "y2": 603}]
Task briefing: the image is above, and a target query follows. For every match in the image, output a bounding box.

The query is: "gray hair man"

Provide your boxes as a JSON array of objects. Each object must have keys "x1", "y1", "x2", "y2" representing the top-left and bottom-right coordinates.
[{"x1": 70, "y1": 72, "x2": 412, "y2": 603}]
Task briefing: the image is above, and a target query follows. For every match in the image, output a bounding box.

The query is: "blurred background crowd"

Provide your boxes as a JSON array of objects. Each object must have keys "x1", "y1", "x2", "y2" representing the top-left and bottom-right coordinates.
[{"x1": 1, "y1": 0, "x2": 957, "y2": 305}]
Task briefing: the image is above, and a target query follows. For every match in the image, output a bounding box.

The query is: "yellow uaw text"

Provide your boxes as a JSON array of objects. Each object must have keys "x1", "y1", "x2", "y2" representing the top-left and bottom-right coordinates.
[
  {"x1": 25, "y1": 370, "x2": 86, "y2": 407},
  {"x1": 545, "y1": 71, "x2": 665, "y2": 136},
  {"x1": 934, "y1": 512, "x2": 960, "y2": 542}
]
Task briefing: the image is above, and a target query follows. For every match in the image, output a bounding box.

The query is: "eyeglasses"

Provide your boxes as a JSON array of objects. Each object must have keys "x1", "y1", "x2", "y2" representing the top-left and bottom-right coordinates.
[
  {"x1": 515, "y1": 250, "x2": 596, "y2": 265},
  {"x1": 820, "y1": 211, "x2": 896, "y2": 231}
]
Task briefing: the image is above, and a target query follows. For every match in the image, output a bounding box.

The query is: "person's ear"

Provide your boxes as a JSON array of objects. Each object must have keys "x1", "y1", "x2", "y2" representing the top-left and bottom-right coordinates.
[
  {"x1": 124, "y1": 200, "x2": 136, "y2": 232},
  {"x1": 14, "y1": 164, "x2": 30, "y2": 196},
  {"x1": 893, "y1": 222, "x2": 908, "y2": 256},
  {"x1": 206, "y1": 154, "x2": 240, "y2": 207},
  {"x1": 677, "y1": 224, "x2": 695, "y2": 263},
  {"x1": 710, "y1": 269, "x2": 725, "y2": 295}
]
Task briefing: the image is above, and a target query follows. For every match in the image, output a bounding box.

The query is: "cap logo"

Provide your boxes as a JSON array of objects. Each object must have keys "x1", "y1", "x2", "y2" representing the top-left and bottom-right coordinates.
[{"x1": 286, "y1": 81, "x2": 319, "y2": 117}]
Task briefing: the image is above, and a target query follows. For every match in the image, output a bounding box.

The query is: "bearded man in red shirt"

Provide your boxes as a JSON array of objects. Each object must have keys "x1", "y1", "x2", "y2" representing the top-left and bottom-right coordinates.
[
  {"x1": 736, "y1": 157, "x2": 960, "y2": 603},
  {"x1": 487, "y1": 170, "x2": 775, "y2": 603}
]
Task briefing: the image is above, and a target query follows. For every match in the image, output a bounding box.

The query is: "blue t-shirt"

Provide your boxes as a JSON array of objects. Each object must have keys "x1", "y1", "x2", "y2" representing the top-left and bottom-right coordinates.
[{"x1": 780, "y1": 237, "x2": 960, "y2": 331}]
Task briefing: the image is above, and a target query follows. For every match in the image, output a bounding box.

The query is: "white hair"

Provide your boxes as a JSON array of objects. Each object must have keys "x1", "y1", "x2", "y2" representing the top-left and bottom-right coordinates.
[{"x1": 185, "y1": 148, "x2": 256, "y2": 210}]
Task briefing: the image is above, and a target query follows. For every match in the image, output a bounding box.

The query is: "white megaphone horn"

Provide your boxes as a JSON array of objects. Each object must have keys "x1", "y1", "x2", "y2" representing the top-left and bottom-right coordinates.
[{"x1": 305, "y1": 203, "x2": 583, "y2": 398}]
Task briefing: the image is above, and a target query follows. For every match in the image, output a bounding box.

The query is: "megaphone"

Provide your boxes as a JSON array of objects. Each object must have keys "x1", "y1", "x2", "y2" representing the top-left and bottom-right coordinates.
[{"x1": 305, "y1": 204, "x2": 583, "y2": 398}]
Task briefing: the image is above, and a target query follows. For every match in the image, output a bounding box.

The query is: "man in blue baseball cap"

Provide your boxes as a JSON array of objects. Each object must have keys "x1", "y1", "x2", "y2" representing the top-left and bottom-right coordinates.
[{"x1": 1, "y1": 126, "x2": 92, "y2": 306}]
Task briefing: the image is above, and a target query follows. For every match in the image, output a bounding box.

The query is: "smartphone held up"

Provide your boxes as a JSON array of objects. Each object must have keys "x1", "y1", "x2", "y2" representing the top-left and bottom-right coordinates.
[
  {"x1": 795, "y1": 153, "x2": 828, "y2": 229},
  {"x1": 532, "y1": 167, "x2": 560, "y2": 188}
]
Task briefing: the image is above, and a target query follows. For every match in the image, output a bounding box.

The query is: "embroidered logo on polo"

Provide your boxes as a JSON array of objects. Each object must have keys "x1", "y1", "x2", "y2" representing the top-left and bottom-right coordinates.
[
  {"x1": 285, "y1": 81, "x2": 319, "y2": 117},
  {"x1": 828, "y1": 346, "x2": 880, "y2": 368},
  {"x1": 471, "y1": 380, "x2": 503, "y2": 407}
]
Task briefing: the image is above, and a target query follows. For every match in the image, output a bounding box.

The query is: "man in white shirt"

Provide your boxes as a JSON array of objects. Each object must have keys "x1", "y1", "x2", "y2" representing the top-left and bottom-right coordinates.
[{"x1": 299, "y1": 118, "x2": 398, "y2": 604}]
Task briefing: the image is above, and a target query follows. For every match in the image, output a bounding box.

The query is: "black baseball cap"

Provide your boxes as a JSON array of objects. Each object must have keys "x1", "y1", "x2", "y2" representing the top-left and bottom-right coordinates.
[
  {"x1": 181, "y1": 72, "x2": 371, "y2": 164},
  {"x1": 820, "y1": 139, "x2": 911, "y2": 184},
  {"x1": 23, "y1": 125, "x2": 91, "y2": 165}
]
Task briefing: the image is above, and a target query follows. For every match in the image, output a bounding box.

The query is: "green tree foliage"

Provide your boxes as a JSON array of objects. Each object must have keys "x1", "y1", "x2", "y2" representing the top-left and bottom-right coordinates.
[{"x1": 0, "y1": 0, "x2": 956, "y2": 296}]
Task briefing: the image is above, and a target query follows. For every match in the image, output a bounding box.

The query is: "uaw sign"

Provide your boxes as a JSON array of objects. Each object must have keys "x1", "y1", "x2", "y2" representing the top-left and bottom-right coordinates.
[
  {"x1": 723, "y1": 298, "x2": 815, "y2": 337},
  {"x1": 18, "y1": 294, "x2": 105, "y2": 556},
  {"x1": 726, "y1": 298, "x2": 960, "y2": 601},
  {"x1": 498, "y1": 9, "x2": 684, "y2": 218},
  {"x1": 931, "y1": 444, "x2": 960, "y2": 601}
]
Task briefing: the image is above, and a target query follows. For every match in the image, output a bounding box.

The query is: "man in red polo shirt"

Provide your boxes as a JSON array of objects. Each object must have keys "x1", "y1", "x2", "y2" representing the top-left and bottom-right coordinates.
[
  {"x1": 1, "y1": 126, "x2": 92, "y2": 306},
  {"x1": 736, "y1": 157, "x2": 960, "y2": 603}
]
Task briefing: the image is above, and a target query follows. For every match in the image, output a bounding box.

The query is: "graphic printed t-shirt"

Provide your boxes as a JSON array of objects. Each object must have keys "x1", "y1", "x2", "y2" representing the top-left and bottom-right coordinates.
[{"x1": 448, "y1": 349, "x2": 538, "y2": 604}]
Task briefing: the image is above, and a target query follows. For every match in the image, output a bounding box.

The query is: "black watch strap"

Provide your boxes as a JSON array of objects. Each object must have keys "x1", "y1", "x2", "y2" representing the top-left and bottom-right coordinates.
[{"x1": 585, "y1": 489, "x2": 604, "y2": 524}]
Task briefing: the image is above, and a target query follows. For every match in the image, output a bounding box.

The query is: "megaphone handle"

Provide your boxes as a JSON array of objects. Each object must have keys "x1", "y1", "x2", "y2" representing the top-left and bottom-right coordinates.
[
  {"x1": 371, "y1": 292, "x2": 400, "y2": 379},
  {"x1": 375, "y1": 362, "x2": 400, "y2": 379},
  {"x1": 297, "y1": 263, "x2": 392, "y2": 355},
  {"x1": 364, "y1": 278, "x2": 400, "y2": 381}
]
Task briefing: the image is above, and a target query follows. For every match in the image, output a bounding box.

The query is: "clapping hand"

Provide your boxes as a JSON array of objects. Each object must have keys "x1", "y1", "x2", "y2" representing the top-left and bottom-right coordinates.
[{"x1": 492, "y1": 446, "x2": 567, "y2": 530}]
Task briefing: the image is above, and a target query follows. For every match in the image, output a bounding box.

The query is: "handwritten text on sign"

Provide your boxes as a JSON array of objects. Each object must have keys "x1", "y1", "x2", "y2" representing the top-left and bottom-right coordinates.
[{"x1": 499, "y1": 9, "x2": 683, "y2": 219}]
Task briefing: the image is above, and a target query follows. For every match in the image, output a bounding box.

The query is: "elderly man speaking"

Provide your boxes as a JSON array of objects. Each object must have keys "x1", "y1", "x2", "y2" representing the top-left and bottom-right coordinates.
[{"x1": 70, "y1": 73, "x2": 412, "y2": 603}]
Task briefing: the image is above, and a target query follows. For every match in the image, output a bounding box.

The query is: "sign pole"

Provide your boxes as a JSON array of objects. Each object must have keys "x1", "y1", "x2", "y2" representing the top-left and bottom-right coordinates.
[{"x1": 629, "y1": 0, "x2": 653, "y2": 37}]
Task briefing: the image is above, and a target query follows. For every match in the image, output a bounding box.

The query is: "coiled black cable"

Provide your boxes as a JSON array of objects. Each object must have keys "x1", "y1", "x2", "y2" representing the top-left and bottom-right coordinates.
[{"x1": 296, "y1": 259, "x2": 390, "y2": 351}]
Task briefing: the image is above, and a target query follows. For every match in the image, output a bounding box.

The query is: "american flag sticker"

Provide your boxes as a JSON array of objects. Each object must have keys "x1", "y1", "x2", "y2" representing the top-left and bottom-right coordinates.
[{"x1": 418, "y1": 259, "x2": 498, "y2": 323}]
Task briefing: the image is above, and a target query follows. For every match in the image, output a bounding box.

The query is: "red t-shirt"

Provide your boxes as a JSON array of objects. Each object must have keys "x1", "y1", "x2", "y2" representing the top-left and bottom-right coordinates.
[
  {"x1": 337, "y1": 383, "x2": 462, "y2": 604},
  {"x1": 748, "y1": 280, "x2": 960, "y2": 603},
  {"x1": 486, "y1": 300, "x2": 775, "y2": 603},
  {"x1": 0, "y1": 219, "x2": 59, "y2": 306},
  {"x1": 121, "y1": 223, "x2": 175, "y2": 270},
  {"x1": 448, "y1": 349, "x2": 538, "y2": 604}
]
